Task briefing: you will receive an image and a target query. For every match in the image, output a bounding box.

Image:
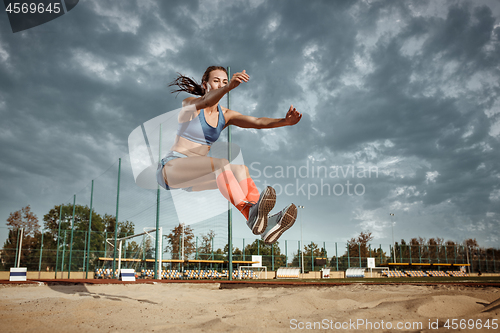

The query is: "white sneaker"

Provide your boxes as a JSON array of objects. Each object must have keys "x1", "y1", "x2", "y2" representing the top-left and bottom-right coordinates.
[
  {"x1": 246, "y1": 186, "x2": 276, "y2": 235},
  {"x1": 261, "y1": 204, "x2": 297, "y2": 244}
]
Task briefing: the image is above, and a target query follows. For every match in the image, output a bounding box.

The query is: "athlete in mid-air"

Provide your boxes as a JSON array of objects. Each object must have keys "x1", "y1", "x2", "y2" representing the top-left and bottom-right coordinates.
[{"x1": 156, "y1": 66, "x2": 302, "y2": 244}]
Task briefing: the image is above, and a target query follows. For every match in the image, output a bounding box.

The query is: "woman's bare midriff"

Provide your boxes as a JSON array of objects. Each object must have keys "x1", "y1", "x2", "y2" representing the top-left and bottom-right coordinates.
[{"x1": 170, "y1": 135, "x2": 211, "y2": 157}]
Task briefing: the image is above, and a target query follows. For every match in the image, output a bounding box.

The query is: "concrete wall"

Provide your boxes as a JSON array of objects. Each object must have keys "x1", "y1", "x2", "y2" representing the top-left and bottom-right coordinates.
[{"x1": 0, "y1": 271, "x2": 95, "y2": 280}]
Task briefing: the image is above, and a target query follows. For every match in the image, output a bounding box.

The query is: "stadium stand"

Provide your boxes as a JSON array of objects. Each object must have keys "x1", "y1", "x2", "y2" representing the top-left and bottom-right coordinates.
[
  {"x1": 382, "y1": 270, "x2": 406, "y2": 278},
  {"x1": 162, "y1": 269, "x2": 183, "y2": 279},
  {"x1": 447, "y1": 271, "x2": 469, "y2": 277},
  {"x1": 142, "y1": 269, "x2": 260, "y2": 280},
  {"x1": 379, "y1": 269, "x2": 471, "y2": 278},
  {"x1": 426, "y1": 270, "x2": 448, "y2": 277},
  {"x1": 404, "y1": 270, "x2": 428, "y2": 277},
  {"x1": 234, "y1": 269, "x2": 258, "y2": 279},
  {"x1": 94, "y1": 268, "x2": 119, "y2": 279}
]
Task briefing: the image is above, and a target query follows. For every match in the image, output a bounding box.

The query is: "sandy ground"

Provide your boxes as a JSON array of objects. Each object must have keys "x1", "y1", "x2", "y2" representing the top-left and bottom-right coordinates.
[{"x1": 0, "y1": 283, "x2": 499, "y2": 332}]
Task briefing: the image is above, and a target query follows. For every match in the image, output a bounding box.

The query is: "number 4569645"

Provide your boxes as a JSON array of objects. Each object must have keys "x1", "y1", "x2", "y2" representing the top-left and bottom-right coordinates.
[
  {"x1": 444, "y1": 319, "x2": 498, "y2": 330},
  {"x1": 5, "y1": 2, "x2": 61, "y2": 14}
]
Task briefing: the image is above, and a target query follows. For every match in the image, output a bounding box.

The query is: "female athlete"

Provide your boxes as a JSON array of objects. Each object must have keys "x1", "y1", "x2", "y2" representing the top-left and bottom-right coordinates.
[{"x1": 156, "y1": 66, "x2": 302, "y2": 244}]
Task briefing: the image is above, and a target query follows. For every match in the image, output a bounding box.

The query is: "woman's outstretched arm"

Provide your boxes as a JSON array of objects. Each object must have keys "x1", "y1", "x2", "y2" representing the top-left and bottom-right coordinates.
[{"x1": 226, "y1": 105, "x2": 302, "y2": 129}]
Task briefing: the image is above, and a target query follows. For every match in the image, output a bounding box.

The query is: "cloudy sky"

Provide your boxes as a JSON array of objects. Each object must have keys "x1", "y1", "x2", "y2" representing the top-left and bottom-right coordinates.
[{"x1": 1, "y1": 0, "x2": 500, "y2": 253}]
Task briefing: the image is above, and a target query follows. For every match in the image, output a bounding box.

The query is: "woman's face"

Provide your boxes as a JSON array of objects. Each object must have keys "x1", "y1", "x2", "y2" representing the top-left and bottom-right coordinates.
[{"x1": 204, "y1": 69, "x2": 228, "y2": 92}]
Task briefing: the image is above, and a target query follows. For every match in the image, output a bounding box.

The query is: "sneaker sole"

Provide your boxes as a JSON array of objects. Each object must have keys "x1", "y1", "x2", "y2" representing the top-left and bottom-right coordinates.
[
  {"x1": 262, "y1": 204, "x2": 297, "y2": 244},
  {"x1": 252, "y1": 187, "x2": 276, "y2": 235}
]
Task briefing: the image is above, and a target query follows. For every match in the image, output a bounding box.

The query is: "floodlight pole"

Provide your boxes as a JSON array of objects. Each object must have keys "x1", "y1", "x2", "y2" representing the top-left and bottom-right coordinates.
[
  {"x1": 298, "y1": 206, "x2": 305, "y2": 277},
  {"x1": 390, "y1": 213, "x2": 396, "y2": 263}
]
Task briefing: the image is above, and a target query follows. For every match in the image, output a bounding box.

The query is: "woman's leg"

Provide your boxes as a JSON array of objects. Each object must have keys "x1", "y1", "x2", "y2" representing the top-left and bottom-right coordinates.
[
  {"x1": 184, "y1": 163, "x2": 258, "y2": 198},
  {"x1": 193, "y1": 163, "x2": 261, "y2": 217},
  {"x1": 163, "y1": 156, "x2": 226, "y2": 188},
  {"x1": 163, "y1": 156, "x2": 249, "y2": 217},
  {"x1": 163, "y1": 157, "x2": 270, "y2": 223},
  {"x1": 229, "y1": 164, "x2": 260, "y2": 203},
  {"x1": 221, "y1": 163, "x2": 275, "y2": 234}
]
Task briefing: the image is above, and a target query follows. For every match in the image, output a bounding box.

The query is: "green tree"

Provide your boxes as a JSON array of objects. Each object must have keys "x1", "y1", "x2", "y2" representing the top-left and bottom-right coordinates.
[
  {"x1": 345, "y1": 231, "x2": 374, "y2": 267},
  {"x1": 197, "y1": 230, "x2": 216, "y2": 259},
  {"x1": 1, "y1": 206, "x2": 44, "y2": 270},
  {"x1": 7, "y1": 205, "x2": 40, "y2": 237},
  {"x1": 243, "y1": 239, "x2": 285, "y2": 270},
  {"x1": 42, "y1": 204, "x2": 135, "y2": 272},
  {"x1": 290, "y1": 242, "x2": 326, "y2": 271},
  {"x1": 166, "y1": 224, "x2": 195, "y2": 259}
]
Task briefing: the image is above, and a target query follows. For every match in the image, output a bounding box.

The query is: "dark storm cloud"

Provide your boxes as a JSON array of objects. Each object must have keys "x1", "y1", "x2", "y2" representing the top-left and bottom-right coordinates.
[{"x1": 306, "y1": 1, "x2": 500, "y2": 241}]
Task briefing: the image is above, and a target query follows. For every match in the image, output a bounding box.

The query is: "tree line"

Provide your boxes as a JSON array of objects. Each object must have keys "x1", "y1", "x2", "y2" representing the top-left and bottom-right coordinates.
[
  {"x1": 1, "y1": 205, "x2": 137, "y2": 271},
  {"x1": 2, "y1": 206, "x2": 499, "y2": 272}
]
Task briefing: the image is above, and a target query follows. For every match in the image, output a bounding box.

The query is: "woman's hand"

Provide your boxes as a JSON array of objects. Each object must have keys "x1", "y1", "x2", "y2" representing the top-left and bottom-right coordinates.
[
  {"x1": 285, "y1": 105, "x2": 302, "y2": 125},
  {"x1": 227, "y1": 70, "x2": 250, "y2": 91}
]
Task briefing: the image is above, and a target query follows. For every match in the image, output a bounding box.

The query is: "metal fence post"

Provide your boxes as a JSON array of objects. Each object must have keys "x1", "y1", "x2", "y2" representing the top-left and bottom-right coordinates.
[
  {"x1": 324, "y1": 241, "x2": 327, "y2": 268},
  {"x1": 68, "y1": 195, "x2": 76, "y2": 279},
  {"x1": 311, "y1": 241, "x2": 314, "y2": 271},
  {"x1": 113, "y1": 158, "x2": 122, "y2": 279},
  {"x1": 38, "y1": 231, "x2": 44, "y2": 277},
  {"x1": 227, "y1": 66, "x2": 233, "y2": 281},
  {"x1": 358, "y1": 243, "x2": 361, "y2": 268},
  {"x1": 409, "y1": 245, "x2": 412, "y2": 264},
  {"x1": 271, "y1": 243, "x2": 274, "y2": 271},
  {"x1": 54, "y1": 204, "x2": 63, "y2": 279},
  {"x1": 86, "y1": 180, "x2": 94, "y2": 279},
  {"x1": 155, "y1": 126, "x2": 162, "y2": 280},
  {"x1": 347, "y1": 243, "x2": 350, "y2": 268},
  {"x1": 335, "y1": 242, "x2": 338, "y2": 271},
  {"x1": 82, "y1": 231, "x2": 87, "y2": 272},
  {"x1": 399, "y1": 244, "x2": 403, "y2": 262},
  {"x1": 61, "y1": 231, "x2": 67, "y2": 279},
  {"x1": 285, "y1": 240, "x2": 287, "y2": 267},
  {"x1": 379, "y1": 244, "x2": 382, "y2": 265},
  {"x1": 298, "y1": 241, "x2": 300, "y2": 271}
]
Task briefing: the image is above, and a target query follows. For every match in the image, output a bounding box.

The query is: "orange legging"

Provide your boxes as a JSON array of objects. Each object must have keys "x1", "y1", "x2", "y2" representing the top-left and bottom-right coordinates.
[{"x1": 216, "y1": 170, "x2": 260, "y2": 220}]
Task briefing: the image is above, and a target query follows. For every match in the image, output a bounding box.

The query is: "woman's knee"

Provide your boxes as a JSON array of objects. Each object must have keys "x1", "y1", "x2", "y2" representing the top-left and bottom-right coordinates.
[
  {"x1": 230, "y1": 164, "x2": 249, "y2": 177},
  {"x1": 213, "y1": 158, "x2": 230, "y2": 170}
]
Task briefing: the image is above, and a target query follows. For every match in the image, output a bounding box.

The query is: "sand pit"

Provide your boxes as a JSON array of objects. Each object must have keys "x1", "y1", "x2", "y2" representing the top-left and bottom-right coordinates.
[{"x1": 0, "y1": 283, "x2": 499, "y2": 332}]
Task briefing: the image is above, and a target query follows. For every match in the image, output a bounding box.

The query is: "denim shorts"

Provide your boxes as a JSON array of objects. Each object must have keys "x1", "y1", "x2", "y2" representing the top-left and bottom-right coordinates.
[{"x1": 156, "y1": 151, "x2": 192, "y2": 191}]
